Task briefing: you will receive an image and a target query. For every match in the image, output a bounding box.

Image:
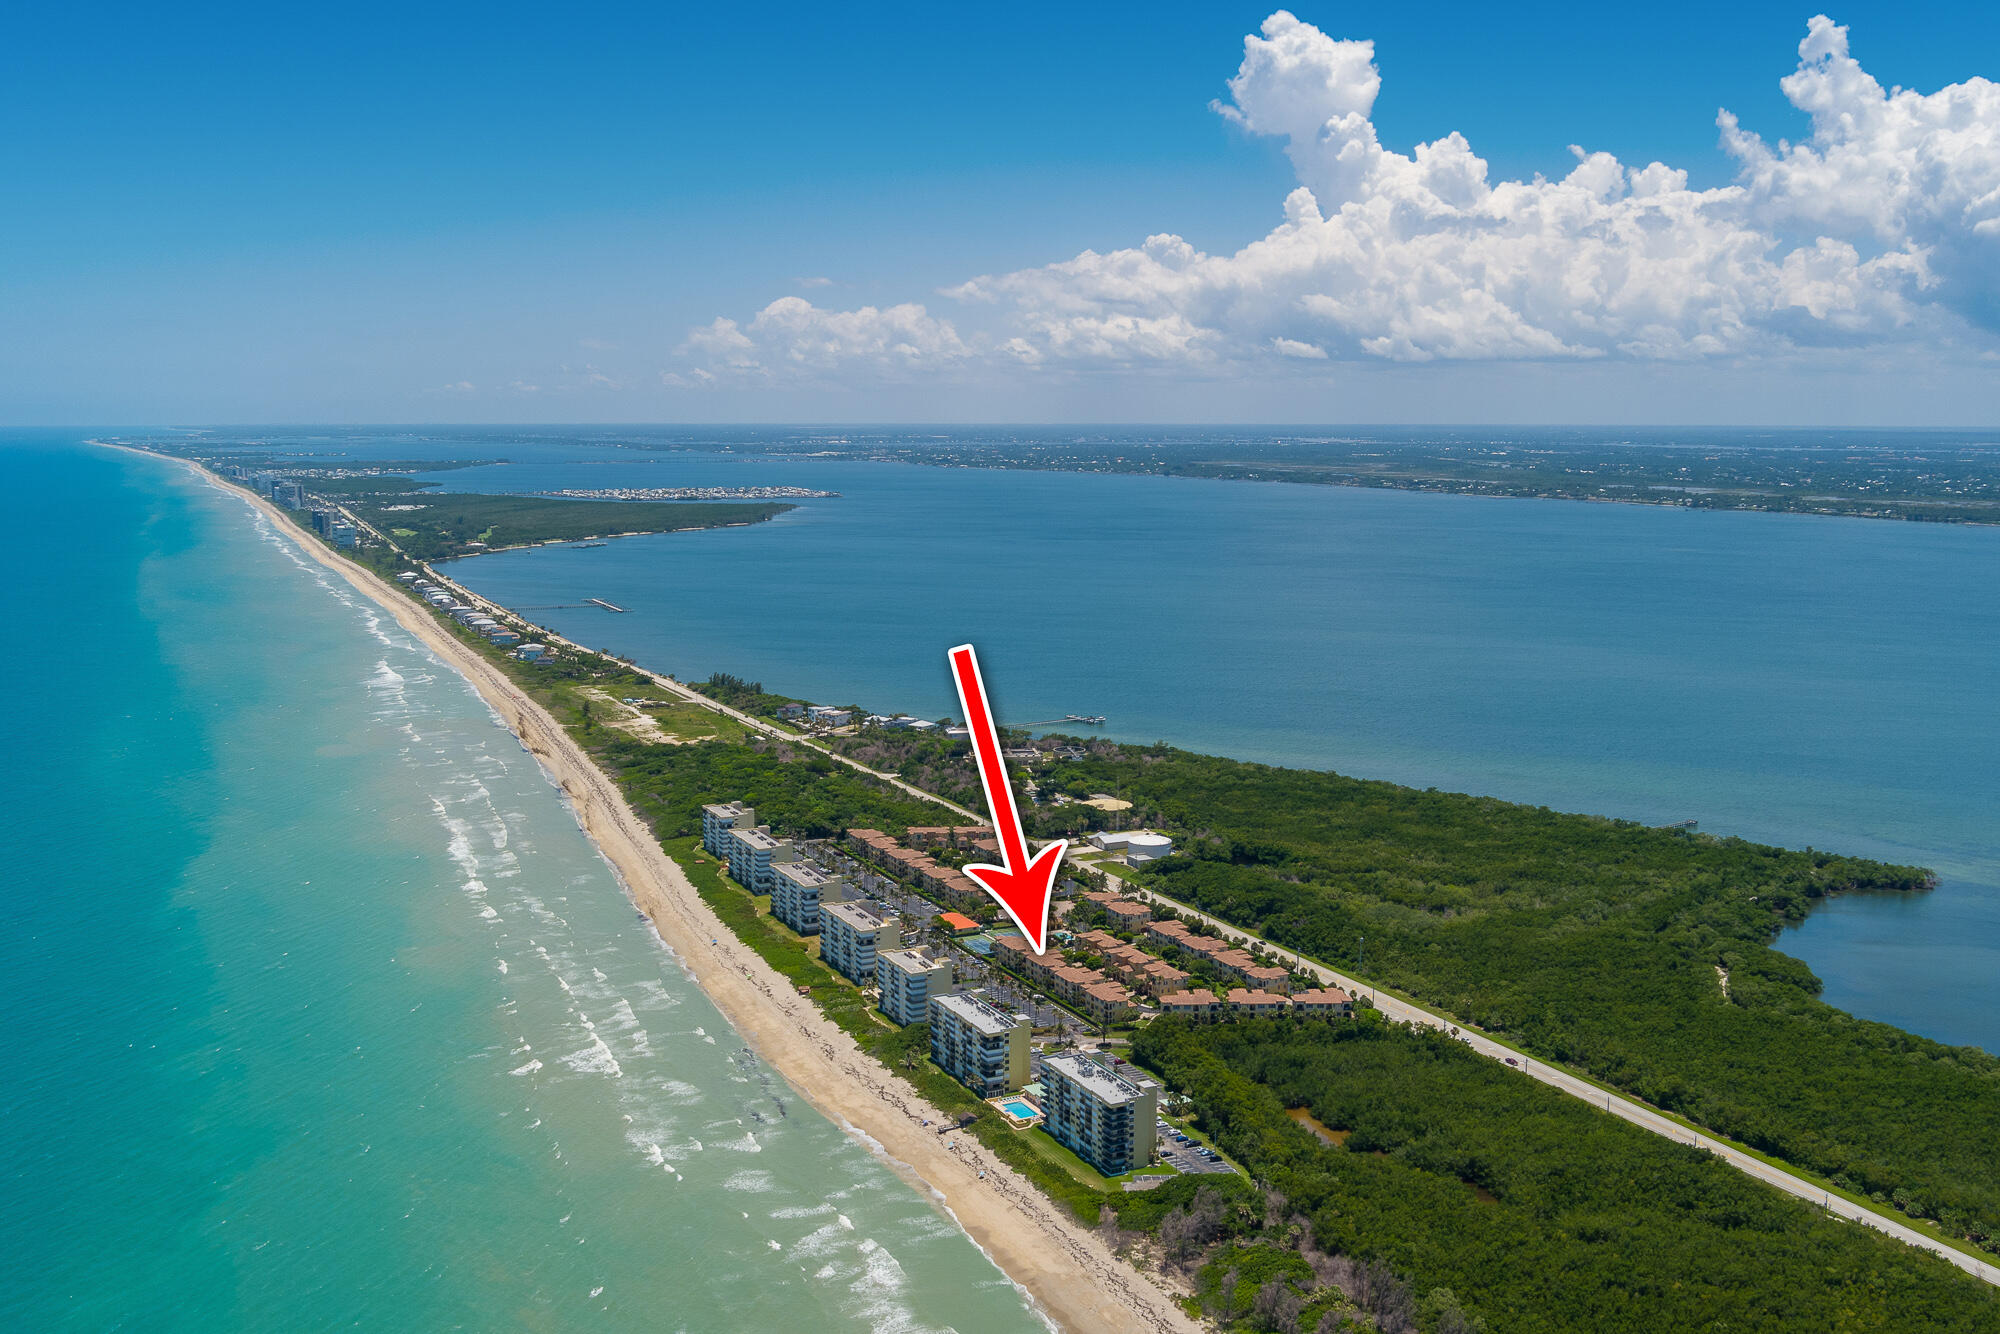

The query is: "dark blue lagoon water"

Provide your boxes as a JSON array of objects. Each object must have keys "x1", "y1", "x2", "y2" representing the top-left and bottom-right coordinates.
[
  {"x1": 432, "y1": 446, "x2": 2000, "y2": 1055},
  {"x1": 0, "y1": 437, "x2": 1045, "y2": 1332}
]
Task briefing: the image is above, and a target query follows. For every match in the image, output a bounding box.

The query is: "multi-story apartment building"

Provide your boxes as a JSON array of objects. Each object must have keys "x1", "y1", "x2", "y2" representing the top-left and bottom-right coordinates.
[
  {"x1": 928, "y1": 991, "x2": 1029, "y2": 1096},
  {"x1": 1105, "y1": 901, "x2": 1153, "y2": 931},
  {"x1": 876, "y1": 947, "x2": 953, "y2": 1026},
  {"x1": 1225, "y1": 987, "x2": 1290, "y2": 1018},
  {"x1": 726, "y1": 826, "x2": 794, "y2": 892},
  {"x1": 1158, "y1": 989, "x2": 1223, "y2": 1022},
  {"x1": 1290, "y1": 987, "x2": 1355, "y2": 1018},
  {"x1": 769, "y1": 862, "x2": 844, "y2": 936},
  {"x1": 821, "y1": 900, "x2": 894, "y2": 985},
  {"x1": 1041, "y1": 1052, "x2": 1159, "y2": 1175},
  {"x1": 1080, "y1": 981, "x2": 1137, "y2": 1023},
  {"x1": 1238, "y1": 962, "x2": 1294, "y2": 993},
  {"x1": 702, "y1": 801, "x2": 755, "y2": 857}
]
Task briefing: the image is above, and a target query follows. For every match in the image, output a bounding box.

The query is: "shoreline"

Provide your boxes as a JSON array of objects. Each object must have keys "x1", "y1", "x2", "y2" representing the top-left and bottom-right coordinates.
[{"x1": 126, "y1": 445, "x2": 1199, "y2": 1334}]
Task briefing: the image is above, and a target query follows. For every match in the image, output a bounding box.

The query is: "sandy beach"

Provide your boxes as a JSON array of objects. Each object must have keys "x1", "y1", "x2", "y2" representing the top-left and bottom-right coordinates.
[{"x1": 152, "y1": 451, "x2": 1199, "y2": 1334}]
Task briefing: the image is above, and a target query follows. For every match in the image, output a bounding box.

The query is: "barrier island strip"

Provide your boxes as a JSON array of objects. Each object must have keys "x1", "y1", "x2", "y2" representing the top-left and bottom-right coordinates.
[{"x1": 134, "y1": 446, "x2": 2000, "y2": 1333}]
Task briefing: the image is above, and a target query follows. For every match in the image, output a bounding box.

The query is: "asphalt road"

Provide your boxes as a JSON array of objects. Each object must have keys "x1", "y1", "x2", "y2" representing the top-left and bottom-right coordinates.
[
  {"x1": 1126, "y1": 883, "x2": 2000, "y2": 1288},
  {"x1": 394, "y1": 552, "x2": 1999, "y2": 1288}
]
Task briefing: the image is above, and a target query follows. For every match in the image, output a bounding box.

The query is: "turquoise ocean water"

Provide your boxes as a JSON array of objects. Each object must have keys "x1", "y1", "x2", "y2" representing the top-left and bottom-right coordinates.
[
  {"x1": 0, "y1": 437, "x2": 1046, "y2": 1332},
  {"x1": 416, "y1": 440, "x2": 2000, "y2": 1056}
]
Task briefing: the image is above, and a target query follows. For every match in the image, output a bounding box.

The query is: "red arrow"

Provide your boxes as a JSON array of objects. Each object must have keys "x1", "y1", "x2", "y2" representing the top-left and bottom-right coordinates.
[{"x1": 949, "y1": 643, "x2": 1067, "y2": 954}]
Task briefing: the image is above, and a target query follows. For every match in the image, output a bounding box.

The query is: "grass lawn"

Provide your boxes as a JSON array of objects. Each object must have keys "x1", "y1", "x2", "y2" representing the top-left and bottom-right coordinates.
[
  {"x1": 1017, "y1": 1125, "x2": 1114, "y2": 1191},
  {"x1": 650, "y1": 702, "x2": 751, "y2": 743}
]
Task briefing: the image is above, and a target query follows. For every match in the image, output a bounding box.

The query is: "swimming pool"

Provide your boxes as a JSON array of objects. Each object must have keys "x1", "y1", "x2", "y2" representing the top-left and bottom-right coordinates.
[{"x1": 999, "y1": 1098, "x2": 1039, "y2": 1120}]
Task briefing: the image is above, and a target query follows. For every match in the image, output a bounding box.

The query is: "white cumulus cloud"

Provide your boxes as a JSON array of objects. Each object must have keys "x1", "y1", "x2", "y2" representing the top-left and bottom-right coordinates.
[
  {"x1": 681, "y1": 296, "x2": 968, "y2": 377},
  {"x1": 680, "y1": 12, "x2": 2000, "y2": 379}
]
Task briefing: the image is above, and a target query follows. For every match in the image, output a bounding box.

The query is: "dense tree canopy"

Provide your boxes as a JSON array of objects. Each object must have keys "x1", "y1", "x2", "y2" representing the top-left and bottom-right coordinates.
[
  {"x1": 1130, "y1": 1018, "x2": 2000, "y2": 1334},
  {"x1": 1048, "y1": 744, "x2": 2000, "y2": 1252}
]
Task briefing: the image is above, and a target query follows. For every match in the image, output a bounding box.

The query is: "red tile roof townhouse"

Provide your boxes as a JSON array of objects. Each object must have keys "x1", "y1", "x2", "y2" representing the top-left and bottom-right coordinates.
[
  {"x1": 1226, "y1": 988, "x2": 1291, "y2": 1015},
  {"x1": 1290, "y1": 987, "x2": 1355, "y2": 1017},
  {"x1": 1159, "y1": 989, "x2": 1223, "y2": 1022}
]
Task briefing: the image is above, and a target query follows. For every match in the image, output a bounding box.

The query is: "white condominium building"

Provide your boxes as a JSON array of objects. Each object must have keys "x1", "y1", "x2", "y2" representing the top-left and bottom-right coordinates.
[
  {"x1": 876, "y1": 947, "x2": 953, "y2": 1027},
  {"x1": 770, "y1": 862, "x2": 844, "y2": 936},
  {"x1": 701, "y1": 801, "x2": 755, "y2": 858},
  {"x1": 1041, "y1": 1052, "x2": 1159, "y2": 1176},
  {"x1": 929, "y1": 992, "x2": 1029, "y2": 1096},
  {"x1": 821, "y1": 900, "x2": 895, "y2": 985},
  {"x1": 726, "y1": 826, "x2": 794, "y2": 892}
]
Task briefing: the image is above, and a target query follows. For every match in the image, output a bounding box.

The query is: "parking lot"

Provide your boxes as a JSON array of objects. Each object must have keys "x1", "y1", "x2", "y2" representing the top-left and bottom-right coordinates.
[{"x1": 1157, "y1": 1120, "x2": 1237, "y2": 1174}]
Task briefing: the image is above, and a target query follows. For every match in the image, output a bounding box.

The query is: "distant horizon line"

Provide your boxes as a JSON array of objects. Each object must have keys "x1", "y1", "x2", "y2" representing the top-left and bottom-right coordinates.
[{"x1": 26, "y1": 421, "x2": 2000, "y2": 434}]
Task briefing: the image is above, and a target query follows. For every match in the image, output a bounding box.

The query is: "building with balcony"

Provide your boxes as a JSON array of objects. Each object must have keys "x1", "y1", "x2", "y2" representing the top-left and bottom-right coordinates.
[
  {"x1": 1158, "y1": 989, "x2": 1223, "y2": 1023},
  {"x1": 821, "y1": 900, "x2": 894, "y2": 985},
  {"x1": 770, "y1": 862, "x2": 844, "y2": 936},
  {"x1": 1080, "y1": 981, "x2": 1137, "y2": 1023},
  {"x1": 928, "y1": 991, "x2": 1029, "y2": 1096},
  {"x1": 701, "y1": 801, "x2": 754, "y2": 857},
  {"x1": 1041, "y1": 1052, "x2": 1159, "y2": 1176},
  {"x1": 1105, "y1": 900, "x2": 1154, "y2": 930},
  {"x1": 725, "y1": 825, "x2": 795, "y2": 892},
  {"x1": 1225, "y1": 988, "x2": 1290, "y2": 1017},
  {"x1": 877, "y1": 948, "x2": 954, "y2": 1026},
  {"x1": 1290, "y1": 987, "x2": 1355, "y2": 1018}
]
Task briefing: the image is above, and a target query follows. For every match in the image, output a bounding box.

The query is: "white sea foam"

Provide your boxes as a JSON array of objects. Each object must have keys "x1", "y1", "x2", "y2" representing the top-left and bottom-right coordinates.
[
  {"x1": 788, "y1": 1221, "x2": 853, "y2": 1262},
  {"x1": 559, "y1": 1035, "x2": 623, "y2": 1078},
  {"x1": 510, "y1": 1059, "x2": 543, "y2": 1076},
  {"x1": 723, "y1": 1170, "x2": 774, "y2": 1193},
  {"x1": 770, "y1": 1203, "x2": 836, "y2": 1220},
  {"x1": 847, "y1": 1239, "x2": 935, "y2": 1334},
  {"x1": 628, "y1": 979, "x2": 678, "y2": 1011}
]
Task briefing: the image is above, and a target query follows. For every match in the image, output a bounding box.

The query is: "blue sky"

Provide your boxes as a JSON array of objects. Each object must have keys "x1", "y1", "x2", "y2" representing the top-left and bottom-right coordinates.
[{"x1": 4, "y1": 2, "x2": 1998, "y2": 424}]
